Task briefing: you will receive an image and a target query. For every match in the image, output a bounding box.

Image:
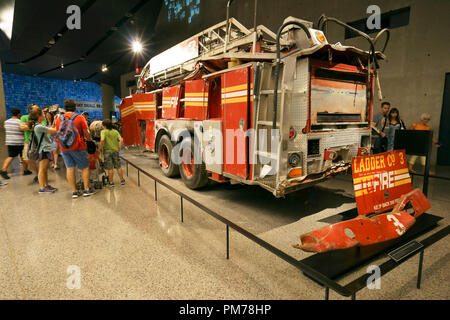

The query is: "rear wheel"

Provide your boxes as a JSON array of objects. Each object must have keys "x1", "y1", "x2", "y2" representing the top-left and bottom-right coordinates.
[
  {"x1": 179, "y1": 138, "x2": 208, "y2": 189},
  {"x1": 158, "y1": 135, "x2": 179, "y2": 177}
]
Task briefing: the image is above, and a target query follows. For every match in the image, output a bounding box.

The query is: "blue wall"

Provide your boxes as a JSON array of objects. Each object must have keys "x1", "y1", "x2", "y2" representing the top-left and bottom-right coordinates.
[{"x1": 2, "y1": 72, "x2": 121, "y2": 120}]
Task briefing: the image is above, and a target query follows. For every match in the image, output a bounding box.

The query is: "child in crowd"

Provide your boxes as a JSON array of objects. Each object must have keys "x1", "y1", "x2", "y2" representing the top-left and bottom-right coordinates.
[
  {"x1": 44, "y1": 110, "x2": 61, "y2": 170},
  {"x1": 100, "y1": 119, "x2": 125, "y2": 187},
  {"x1": 28, "y1": 109, "x2": 58, "y2": 194}
]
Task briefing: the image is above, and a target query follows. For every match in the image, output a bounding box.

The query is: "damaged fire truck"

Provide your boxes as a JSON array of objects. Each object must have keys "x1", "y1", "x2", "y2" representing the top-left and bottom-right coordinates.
[{"x1": 119, "y1": 13, "x2": 391, "y2": 198}]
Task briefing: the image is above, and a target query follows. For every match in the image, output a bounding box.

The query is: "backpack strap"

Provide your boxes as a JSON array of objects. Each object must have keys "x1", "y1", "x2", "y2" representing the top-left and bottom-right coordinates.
[
  {"x1": 37, "y1": 127, "x2": 45, "y2": 151},
  {"x1": 69, "y1": 113, "x2": 79, "y2": 121}
]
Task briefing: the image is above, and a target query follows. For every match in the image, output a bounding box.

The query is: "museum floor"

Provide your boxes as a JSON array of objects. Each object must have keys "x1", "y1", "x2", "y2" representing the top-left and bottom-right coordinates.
[{"x1": 0, "y1": 143, "x2": 448, "y2": 299}]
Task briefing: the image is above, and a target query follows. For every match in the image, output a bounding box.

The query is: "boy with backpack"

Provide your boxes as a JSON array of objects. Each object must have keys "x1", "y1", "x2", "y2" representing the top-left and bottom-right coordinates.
[
  {"x1": 55, "y1": 100, "x2": 95, "y2": 198},
  {"x1": 100, "y1": 119, "x2": 125, "y2": 187}
]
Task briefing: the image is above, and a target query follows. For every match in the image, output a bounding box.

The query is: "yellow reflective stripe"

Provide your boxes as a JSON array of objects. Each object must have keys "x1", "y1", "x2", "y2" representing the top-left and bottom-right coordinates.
[
  {"x1": 221, "y1": 96, "x2": 248, "y2": 104},
  {"x1": 122, "y1": 105, "x2": 134, "y2": 112},
  {"x1": 185, "y1": 92, "x2": 208, "y2": 97},
  {"x1": 185, "y1": 102, "x2": 206, "y2": 107},
  {"x1": 222, "y1": 84, "x2": 248, "y2": 93},
  {"x1": 353, "y1": 175, "x2": 373, "y2": 184},
  {"x1": 133, "y1": 103, "x2": 155, "y2": 106},
  {"x1": 355, "y1": 190, "x2": 363, "y2": 197},
  {"x1": 121, "y1": 112, "x2": 134, "y2": 118},
  {"x1": 394, "y1": 178, "x2": 411, "y2": 187},
  {"x1": 395, "y1": 168, "x2": 409, "y2": 175},
  {"x1": 135, "y1": 107, "x2": 155, "y2": 111}
]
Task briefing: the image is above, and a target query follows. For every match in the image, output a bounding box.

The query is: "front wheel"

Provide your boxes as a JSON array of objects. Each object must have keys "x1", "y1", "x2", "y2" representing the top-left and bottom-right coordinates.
[
  {"x1": 158, "y1": 135, "x2": 179, "y2": 177},
  {"x1": 179, "y1": 138, "x2": 208, "y2": 189}
]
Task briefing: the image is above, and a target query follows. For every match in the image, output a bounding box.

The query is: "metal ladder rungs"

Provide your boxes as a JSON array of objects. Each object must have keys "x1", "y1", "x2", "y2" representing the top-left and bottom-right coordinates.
[
  {"x1": 257, "y1": 120, "x2": 279, "y2": 127},
  {"x1": 260, "y1": 90, "x2": 281, "y2": 95}
]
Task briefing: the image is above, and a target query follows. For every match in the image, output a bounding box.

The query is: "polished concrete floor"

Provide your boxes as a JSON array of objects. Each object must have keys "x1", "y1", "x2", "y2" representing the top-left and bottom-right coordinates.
[{"x1": 0, "y1": 143, "x2": 449, "y2": 299}]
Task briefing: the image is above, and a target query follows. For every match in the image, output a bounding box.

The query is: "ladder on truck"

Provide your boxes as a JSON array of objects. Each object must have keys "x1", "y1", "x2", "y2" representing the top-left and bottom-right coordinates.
[{"x1": 139, "y1": 18, "x2": 285, "y2": 87}]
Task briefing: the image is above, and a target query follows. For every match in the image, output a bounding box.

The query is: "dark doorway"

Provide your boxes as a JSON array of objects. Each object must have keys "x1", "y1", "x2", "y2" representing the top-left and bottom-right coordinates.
[
  {"x1": 437, "y1": 73, "x2": 450, "y2": 165},
  {"x1": 140, "y1": 120, "x2": 146, "y2": 146}
]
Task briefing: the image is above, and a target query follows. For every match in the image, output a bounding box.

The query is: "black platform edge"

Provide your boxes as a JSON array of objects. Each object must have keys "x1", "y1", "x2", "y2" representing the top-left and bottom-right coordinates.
[
  {"x1": 344, "y1": 225, "x2": 450, "y2": 294},
  {"x1": 300, "y1": 213, "x2": 443, "y2": 280},
  {"x1": 121, "y1": 155, "x2": 447, "y2": 298}
]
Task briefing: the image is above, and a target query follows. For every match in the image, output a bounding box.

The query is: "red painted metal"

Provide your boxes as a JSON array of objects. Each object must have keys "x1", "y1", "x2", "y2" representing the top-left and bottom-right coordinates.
[
  {"x1": 353, "y1": 150, "x2": 412, "y2": 216},
  {"x1": 358, "y1": 147, "x2": 370, "y2": 156},
  {"x1": 298, "y1": 189, "x2": 431, "y2": 253},
  {"x1": 119, "y1": 97, "x2": 139, "y2": 146},
  {"x1": 132, "y1": 93, "x2": 156, "y2": 120},
  {"x1": 296, "y1": 150, "x2": 431, "y2": 253},
  {"x1": 324, "y1": 150, "x2": 337, "y2": 161},
  {"x1": 222, "y1": 67, "x2": 251, "y2": 179},
  {"x1": 184, "y1": 79, "x2": 208, "y2": 120},
  {"x1": 181, "y1": 150, "x2": 195, "y2": 178},
  {"x1": 130, "y1": 93, "x2": 157, "y2": 150},
  {"x1": 160, "y1": 145, "x2": 169, "y2": 169},
  {"x1": 162, "y1": 85, "x2": 182, "y2": 119}
]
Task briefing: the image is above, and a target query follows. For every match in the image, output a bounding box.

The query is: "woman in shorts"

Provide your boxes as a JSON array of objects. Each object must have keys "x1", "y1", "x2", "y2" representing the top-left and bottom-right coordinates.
[
  {"x1": 29, "y1": 109, "x2": 58, "y2": 194},
  {"x1": 45, "y1": 111, "x2": 61, "y2": 169}
]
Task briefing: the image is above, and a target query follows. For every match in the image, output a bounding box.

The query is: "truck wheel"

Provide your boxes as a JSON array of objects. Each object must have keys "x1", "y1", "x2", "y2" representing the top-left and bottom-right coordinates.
[
  {"x1": 158, "y1": 135, "x2": 179, "y2": 177},
  {"x1": 179, "y1": 139, "x2": 208, "y2": 189}
]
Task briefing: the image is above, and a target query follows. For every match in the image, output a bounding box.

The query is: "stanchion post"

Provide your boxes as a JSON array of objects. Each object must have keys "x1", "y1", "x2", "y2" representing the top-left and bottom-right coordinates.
[
  {"x1": 226, "y1": 225, "x2": 230, "y2": 260},
  {"x1": 138, "y1": 170, "x2": 140, "y2": 187},
  {"x1": 180, "y1": 196, "x2": 184, "y2": 223},
  {"x1": 126, "y1": 162, "x2": 128, "y2": 177},
  {"x1": 417, "y1": 250, "x2": 424, "y2": 289},
  {"x1": 154, "y1": 180, "x2": 158, "y2": 201},
  {"x1": 325, "y1": 287, "x2": 329, "y2": 300}
]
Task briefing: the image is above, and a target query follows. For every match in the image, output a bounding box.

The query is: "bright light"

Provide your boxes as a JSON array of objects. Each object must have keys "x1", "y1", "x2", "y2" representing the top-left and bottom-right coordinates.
[
  {"x1": 0, "y1": 6, "x2": 14, "y2": 39},
  {"x1": 132, "y1": 40, "x2": 143, "y2": 53},
  {"x1": 101, "y1": 64, "x2": 108, "y2": 72}
]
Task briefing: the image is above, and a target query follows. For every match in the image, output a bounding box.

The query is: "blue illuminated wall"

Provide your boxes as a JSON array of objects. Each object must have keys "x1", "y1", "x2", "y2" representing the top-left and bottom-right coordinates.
[
  {"x1": 2, "y1": 72, "x2": 121, "y2": 120},
  {"x1": 165, "y1": 0, "x2": 200, "y2": 23}
]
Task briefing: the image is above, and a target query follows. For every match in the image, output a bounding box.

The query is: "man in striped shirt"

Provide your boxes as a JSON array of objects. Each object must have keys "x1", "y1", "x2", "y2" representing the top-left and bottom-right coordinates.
[{"x1": 1, "y1": 108, "x2": 25, "y2": 179}]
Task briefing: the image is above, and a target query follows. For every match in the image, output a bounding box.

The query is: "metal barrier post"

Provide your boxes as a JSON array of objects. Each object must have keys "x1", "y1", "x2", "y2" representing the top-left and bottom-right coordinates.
[
  {"x1": 126, "y1": 162, "x2": 128, "y2": 177},
  {"x1": 325, "y1": 287, "x2": 329, "y2": 300},
  {"x1": 154, "y1": 180, "x2": 158, "y2": 201},
  {"x1": 180, "y1": 196, "x2": 184, "y2": 223},
  {"x1": 417, "y1": 250, "x2": 424, "y2": 289},
  {"x1": 226, "y1": 225, "x2": 230, "y2": 260},
  {"x1": 138, "y1": 169, "x2": 140, "y2": 187}
]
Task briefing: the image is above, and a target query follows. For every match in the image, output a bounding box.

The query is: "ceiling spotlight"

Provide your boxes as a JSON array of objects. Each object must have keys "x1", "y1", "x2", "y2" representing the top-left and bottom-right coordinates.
[
  {"x1": 132, "y1": 40, "x2": 143, "y2": 53},
  {"x1": 101, "y1": 64, "x2": 108, "y2": 72},
  {"x1": 61, "y1": 63, "x2": 64, "y2": 69}
]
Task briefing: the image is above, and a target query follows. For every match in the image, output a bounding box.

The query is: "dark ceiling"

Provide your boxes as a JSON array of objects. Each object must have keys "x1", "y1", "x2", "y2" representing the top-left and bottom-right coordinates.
[{"x1": 0, "y1": 0, "x2": 164, "y2": 96}]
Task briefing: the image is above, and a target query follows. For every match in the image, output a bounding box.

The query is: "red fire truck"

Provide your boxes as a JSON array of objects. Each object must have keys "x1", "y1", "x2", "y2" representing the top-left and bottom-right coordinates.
[{"x1": 120, "y1": 15, "x2": 389, "y2": 197}]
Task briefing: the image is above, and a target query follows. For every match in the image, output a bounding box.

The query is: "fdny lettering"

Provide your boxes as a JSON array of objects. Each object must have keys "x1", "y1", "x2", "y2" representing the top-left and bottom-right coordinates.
[{"x1": 372, "y1": 171, "x2": 395, "y2": 192}]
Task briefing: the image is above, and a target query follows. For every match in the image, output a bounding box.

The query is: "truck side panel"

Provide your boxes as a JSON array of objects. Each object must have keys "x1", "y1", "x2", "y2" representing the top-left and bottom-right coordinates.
[{"x1": 222, "y1": 67, "x2": 251, "y2": 179}]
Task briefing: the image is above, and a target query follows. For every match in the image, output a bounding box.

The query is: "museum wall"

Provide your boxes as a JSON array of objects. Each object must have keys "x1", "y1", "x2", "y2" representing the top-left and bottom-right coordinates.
[{"x1": 1, "y1": 72, "x2": 120, "y2": 119}]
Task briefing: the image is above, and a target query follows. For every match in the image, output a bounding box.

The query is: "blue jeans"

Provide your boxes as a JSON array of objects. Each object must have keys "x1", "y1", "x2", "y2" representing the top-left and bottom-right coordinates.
[{"x1": 61, "y1": 149, "x2": 89, "y2": 169}]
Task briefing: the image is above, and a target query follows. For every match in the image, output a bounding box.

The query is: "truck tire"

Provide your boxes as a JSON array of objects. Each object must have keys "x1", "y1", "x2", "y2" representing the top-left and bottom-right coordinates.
[
  {"x1": 179, "y1": 138, "x2": 208, "y2": 189},
  {"x1": 158, "y1": 135, "x2": 179, "y2": 177}
]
